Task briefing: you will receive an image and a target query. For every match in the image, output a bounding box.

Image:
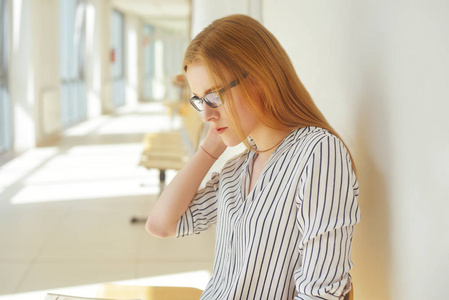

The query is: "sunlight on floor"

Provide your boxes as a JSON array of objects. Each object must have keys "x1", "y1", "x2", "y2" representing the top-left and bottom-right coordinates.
[
  {"x1": 64, "y1": 103, "x2": 176, "y2": 137},
  {"x1": 1, "y1": 102, "x2": 180, "y2": 206},
  {"x1": 11, "y1": 178, "x2": 158, "y2": 204},
  {"x1": 0, "y1": 148, "x2": 59, "y2": 195},
  {"x1": 96, "y1": 114, "x2": 175, "y2": 135},
  {"x1": 64, "y1": 116, "x2": 112, "y2": 137},
  {"x1": 8, "y1": 143, "x2": 159, "y2": 205}
]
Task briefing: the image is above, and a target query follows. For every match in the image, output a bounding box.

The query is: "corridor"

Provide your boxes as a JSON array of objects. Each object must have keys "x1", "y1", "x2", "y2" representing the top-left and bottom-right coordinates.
[{"x1": 0, "y1": 103, "x2": 215, "y2": 299}]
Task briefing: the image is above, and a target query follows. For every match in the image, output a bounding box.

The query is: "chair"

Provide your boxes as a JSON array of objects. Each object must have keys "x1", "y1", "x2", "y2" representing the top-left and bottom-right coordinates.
[
  {"x1": 97, "y1": 283, "x2": 203, "y2": 300},
  {"x1": 138, "y1": 103, "x2": 204, "y2": 187}
]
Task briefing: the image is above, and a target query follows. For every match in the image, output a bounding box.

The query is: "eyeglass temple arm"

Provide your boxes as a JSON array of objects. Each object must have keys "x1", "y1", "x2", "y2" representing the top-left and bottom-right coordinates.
[{"x1": 219, "y1": 73, "x2": 249, "y2": 93}]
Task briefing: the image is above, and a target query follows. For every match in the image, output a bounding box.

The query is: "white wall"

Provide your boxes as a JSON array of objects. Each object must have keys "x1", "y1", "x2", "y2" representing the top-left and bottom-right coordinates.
[
  {"x1": 191, "y1": 0, "x2": 449, "y2": 299},
  {"x1": 31, "y1": 0, "x2": 61, "y2": 146},
  {"x1": 9, "y1": 0, "x2": 35, "y2": 152},
  {"x1": 9, "y1": 0, "x2": 61, "y2": 150},
  {"x1": 191, "y1": 0, "x2": 261, "y2": 37},
  {"x1": 124, "y1": 14, "x2": 143, "y2": 107},
  {"x1": 263, "y1": 1, "x2": 449, "y2": 299}
]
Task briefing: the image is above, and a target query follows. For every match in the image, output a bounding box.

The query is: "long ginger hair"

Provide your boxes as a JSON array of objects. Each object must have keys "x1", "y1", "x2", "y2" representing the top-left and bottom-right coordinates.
[{"x1": 183, "y1": 14, "x2": 356, "y2": 172}]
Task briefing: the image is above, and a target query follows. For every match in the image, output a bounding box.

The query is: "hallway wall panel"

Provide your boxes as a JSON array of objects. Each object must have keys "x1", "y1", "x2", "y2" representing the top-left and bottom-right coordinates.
[{"x1": 263, "y1": 1, "x2": 449, "y2": 299}]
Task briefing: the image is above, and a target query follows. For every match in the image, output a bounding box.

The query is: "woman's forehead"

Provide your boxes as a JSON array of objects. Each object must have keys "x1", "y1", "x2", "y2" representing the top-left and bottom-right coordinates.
[
  {"x1": 186, "y1": 62, "x2": 233, "y2": 95},
  {"x1": 186, "y1": 63, "x2": 213, "y2": 96}
]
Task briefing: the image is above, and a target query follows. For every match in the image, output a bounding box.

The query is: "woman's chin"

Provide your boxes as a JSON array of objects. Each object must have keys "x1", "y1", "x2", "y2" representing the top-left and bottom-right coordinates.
[
  {"x1": 222, "y1": 138, "x2": 246, "y2": 148},
  {"x1": 221, "y1": 137, "x2": 242, "y2": 148}
]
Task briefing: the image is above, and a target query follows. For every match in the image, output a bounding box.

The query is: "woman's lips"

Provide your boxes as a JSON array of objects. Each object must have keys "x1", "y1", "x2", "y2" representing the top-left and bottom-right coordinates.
[{"x1": 216, "y1": 127, "x2": 227, "y2": 134}]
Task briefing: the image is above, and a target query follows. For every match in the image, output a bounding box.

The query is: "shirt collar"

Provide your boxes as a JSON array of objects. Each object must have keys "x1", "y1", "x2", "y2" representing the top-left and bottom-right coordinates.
[{"x1": 248, "y1": 126, "x2": 322, "y2": 166}]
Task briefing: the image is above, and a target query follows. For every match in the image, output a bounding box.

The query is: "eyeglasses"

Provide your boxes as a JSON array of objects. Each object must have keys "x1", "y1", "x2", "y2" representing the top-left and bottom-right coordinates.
[{"x1": 188, "y1": 74, "x2": 247, "y2": 112}]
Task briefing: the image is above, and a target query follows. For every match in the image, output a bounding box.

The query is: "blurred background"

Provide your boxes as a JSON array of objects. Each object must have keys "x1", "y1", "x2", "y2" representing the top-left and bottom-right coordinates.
[{"x1": 0, "y1": 0, "x2": 448, "y2": 299}]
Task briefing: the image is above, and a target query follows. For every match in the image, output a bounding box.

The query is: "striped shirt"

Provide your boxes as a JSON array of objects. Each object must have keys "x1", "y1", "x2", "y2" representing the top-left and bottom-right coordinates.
[{"x1": 177, "y1": 127, "x2": 361, "y2": 300}]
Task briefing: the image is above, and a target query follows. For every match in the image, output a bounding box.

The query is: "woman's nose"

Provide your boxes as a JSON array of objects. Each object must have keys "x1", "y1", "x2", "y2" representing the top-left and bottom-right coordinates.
[{"x1": 201, "y1": 103, "x2": 218, "y2": 122}]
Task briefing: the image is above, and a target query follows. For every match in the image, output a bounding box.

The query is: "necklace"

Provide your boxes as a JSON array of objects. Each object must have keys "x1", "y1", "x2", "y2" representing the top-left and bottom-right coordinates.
[{"x1": 254, "y1": 137, "x2": 284, "y2": 153}]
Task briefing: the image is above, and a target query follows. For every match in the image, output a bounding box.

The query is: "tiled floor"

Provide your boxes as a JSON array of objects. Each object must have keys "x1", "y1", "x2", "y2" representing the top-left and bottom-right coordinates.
[{"x1": 0, "y1": 103, "x2": 216, "y2": 299}]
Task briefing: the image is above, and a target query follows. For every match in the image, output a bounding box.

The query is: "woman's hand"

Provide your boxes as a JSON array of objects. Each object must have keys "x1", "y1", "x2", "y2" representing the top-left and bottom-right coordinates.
[
  {"x1": 146, "y1": 123, "x2": 226, "y2": 238},
  {"x1": 201, "y1": 123, "x2": 227, "y2": 159}
]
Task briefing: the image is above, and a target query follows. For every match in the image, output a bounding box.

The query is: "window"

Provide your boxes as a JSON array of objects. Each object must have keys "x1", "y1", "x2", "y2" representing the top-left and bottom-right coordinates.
[
  {"x1": 59, "y1": 0, "x2": 87, "y2": 128},
  {"x1": 111, "y1": 10, "x2": 125, "y2": 107},
  {"x1": 143, "y1": 25, "x2": 188, "y2": 101},
  {"x1": 143, "y1": 24, "x2": 155, "y2": 100}
]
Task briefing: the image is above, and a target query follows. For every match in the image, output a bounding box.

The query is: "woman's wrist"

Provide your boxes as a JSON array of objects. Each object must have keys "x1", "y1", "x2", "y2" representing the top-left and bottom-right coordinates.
[
  {"x1": 199, "y1": 140, "x2": 226, "y2": 160},
  {"x1": 200, "y1": 145, "x2": 218, "y2": 160}
]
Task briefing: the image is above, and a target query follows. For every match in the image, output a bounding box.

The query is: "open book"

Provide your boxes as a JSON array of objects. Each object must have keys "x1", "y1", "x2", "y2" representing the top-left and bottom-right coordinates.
[
  {"x1": 45, "y1": 284, "x2": 203, "y2": 300},
  {"x1": 45, "y1": 294, "x2": 140, "y2": 300}
]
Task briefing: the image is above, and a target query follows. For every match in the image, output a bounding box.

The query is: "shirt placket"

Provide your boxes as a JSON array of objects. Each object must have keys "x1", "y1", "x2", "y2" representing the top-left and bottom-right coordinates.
[{"x1": 240, "y1": 153, "x2": 254, "y2": 202}]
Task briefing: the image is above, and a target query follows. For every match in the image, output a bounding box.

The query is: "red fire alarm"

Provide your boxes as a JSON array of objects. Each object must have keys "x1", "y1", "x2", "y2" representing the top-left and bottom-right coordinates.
[{"x1": 110, "y1": 48, "x2": 115, "y2": 63}]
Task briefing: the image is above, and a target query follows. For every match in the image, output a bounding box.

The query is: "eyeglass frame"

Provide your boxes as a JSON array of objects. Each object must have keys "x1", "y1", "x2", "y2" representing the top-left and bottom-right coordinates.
[{"x1": 188, "y1": 73, "x2": 248, "y2": 112}]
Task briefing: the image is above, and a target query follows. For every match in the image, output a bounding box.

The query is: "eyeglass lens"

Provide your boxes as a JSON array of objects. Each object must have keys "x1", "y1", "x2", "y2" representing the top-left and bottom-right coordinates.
[
  {"x1": 191, "y1": 92, "x2": 221, "y2": 111},
  {"x1": 205, "y1": 92, "x2": 221, "y2": 106}
]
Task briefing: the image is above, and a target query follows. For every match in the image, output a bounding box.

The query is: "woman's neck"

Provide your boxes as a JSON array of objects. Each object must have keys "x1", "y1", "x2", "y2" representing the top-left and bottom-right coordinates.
[{"x1": 250, "y1": 127, "x2": 291, "y2": 161}]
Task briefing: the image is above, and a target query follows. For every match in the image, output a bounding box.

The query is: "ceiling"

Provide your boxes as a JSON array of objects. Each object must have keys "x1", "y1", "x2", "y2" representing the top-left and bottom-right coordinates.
[{"x1": 111, "y1": 0, "x2": 191, "y2": 33}]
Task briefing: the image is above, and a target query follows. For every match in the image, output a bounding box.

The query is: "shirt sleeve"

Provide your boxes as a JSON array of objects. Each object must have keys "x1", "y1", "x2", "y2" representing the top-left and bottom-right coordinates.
[
  {"x1": 176, "y1": 171, "x2": 221, "y2": 238},
  {"x1": 294, "y1": 135, "x2": 361, "y2": 300}
]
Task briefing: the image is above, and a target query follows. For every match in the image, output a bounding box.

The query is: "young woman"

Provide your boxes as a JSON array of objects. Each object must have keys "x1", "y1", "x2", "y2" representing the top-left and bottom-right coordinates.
[{"x1": 146, "y1": 14, "x2": 360, "y2": 300}]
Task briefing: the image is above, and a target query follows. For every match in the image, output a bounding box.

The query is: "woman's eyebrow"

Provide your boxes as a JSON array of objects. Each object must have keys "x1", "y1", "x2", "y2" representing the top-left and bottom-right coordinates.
[{"x1": 192, "y1": 87, "x2": 218, "y2": 97}]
